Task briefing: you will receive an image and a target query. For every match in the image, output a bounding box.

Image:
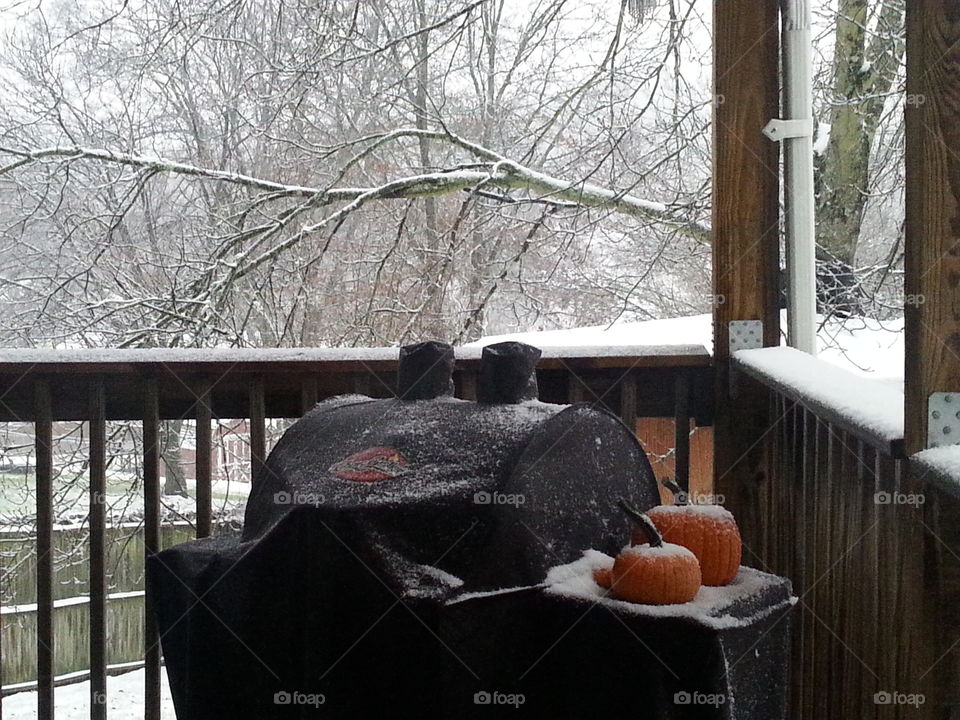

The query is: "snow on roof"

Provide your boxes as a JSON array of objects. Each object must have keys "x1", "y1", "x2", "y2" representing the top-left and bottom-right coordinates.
[
  {"x1": 472, "y1": 311, "x2": 905, "y2": 384},
  {"x1": 470, "y1": 313, "x2": 714, "y2": 351}
]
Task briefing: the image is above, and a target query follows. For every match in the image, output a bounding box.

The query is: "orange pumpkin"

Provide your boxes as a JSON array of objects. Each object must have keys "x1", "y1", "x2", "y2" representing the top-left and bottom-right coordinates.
[
  {"x1": 608, "y1": 499, "x2": 701, "y2": 605},
  {"x1": 643, "y1": 481, "x2": 742, "y2": 586},
  {"x1": 592, "y1": 566, "x2": 613, "y2": 589}
]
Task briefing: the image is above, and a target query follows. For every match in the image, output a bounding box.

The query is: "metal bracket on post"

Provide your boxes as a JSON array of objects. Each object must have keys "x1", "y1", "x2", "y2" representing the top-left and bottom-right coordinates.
[
  {"x1": 728, "y1": 320, "x2": 763, "y2": 397},
  {"x1": 927, "y1": 393, "x2": 960, "y2": 448},
  {"x1": 762, "y1": 118, "x2": 813, "y2": 142},
  {"x1": 729, "y1": 320, "x2": 764, "y2": 354}
]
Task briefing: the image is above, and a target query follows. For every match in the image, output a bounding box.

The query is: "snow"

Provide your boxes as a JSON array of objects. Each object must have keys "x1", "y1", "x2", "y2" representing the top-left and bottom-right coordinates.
[
  {"x1": 3, "y1": 667, "x2": 176, "y2": 719},
  {"x1": 911, "y1": 446, "x2": 960, "y2": 500},
  {"x1": 650, "y1": 503, "x2": 736, "y2": 521},
  {"x1": 448, "y1": 584, "x2": 547, "y2": 604},
  {"x1": 471, "y1": 311, "x2": 905, "y2": 385},
  {"x1": 0, "y1": 343, "x2": 708, "y2": 366},
  {"x1": 418, "y1": 564, "x2": 464, "y2": 588},
  {"x1": 2, "y1": 591, "x2": 143, "y2": 615},
  {"x1": 0, "y1": 346, "x2": 403, "y2": 364},
  {"x1": 470, "y1": 313, "x2": 714, "y2": 351},
  {"x1": 813, "y1": 123, "x2": 831, "y2": 156},
  {"x1": 543, "y1": 550, "x2": 795, "y2": 630},
  {"x1": 543, "y1": 548, "x2": 614, "y2": 595},
  {"x1": 618, "y1": 542, "x2": 698, "y2": 559},
  {"x1": 734, "y1": 346, "x2": 903, "y2": 446},
  {"x1": 1, "y1": 312, "x2": 904, "y2": 386}
]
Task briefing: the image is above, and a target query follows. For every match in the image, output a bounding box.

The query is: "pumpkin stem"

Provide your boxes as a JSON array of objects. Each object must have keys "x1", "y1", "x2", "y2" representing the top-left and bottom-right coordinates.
[
  {"x1": 662, "y1": 478, "x2": 689, "y2": 506},
  {"x1": 618, "y1": 498, "x2": 664, "y2": 548}
]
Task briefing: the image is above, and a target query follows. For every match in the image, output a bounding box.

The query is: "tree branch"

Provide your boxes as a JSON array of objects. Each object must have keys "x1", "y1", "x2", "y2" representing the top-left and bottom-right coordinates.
[{"x1": 0, "y1": 134, "x2": 710, "y2": 243}]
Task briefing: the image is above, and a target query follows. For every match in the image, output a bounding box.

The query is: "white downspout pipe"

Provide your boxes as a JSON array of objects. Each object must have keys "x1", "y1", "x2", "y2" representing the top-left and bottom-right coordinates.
[{"x1": 764, "y1": 0, "x2": 818, "y2": 354}]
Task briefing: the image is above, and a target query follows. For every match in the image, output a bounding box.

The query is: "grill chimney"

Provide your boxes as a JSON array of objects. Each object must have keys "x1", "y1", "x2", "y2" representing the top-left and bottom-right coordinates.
[
  {"x1": 396, "y1": 341, "x2": 455, "y2": 400},
  {"x1": 478, "y1": 341, "x2": 541, "y2": 404}
]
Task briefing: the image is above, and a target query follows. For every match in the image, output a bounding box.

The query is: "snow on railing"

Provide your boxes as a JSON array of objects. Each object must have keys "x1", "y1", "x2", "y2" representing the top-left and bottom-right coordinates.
[{"x1": 733, "y1": 345, "x2": 904, "y2": 456}]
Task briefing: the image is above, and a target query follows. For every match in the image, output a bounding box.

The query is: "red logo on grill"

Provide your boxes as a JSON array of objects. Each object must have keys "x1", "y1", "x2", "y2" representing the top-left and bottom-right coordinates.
[{"x1": 329, "y1": 446, "x2": 409, "y2": 482}]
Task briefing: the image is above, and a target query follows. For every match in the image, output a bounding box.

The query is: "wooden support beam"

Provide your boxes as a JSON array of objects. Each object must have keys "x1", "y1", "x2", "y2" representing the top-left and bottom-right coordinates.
[
  {"x1": 712, "y1": 0, "x2": 781, "y2": 523},
  {"x1": 905, "y1": 4, "x2": 960, "y2": 715},
  {"x1": 905, "y1": 2, "x2": 960, "y2": 455}
]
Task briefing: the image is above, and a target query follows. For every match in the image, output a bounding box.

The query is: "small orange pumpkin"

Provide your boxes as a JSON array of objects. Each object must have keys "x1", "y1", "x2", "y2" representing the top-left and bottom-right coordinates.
[
  {"x1": 642, "y1": 480, "x2": 742, "y2": 586},
  {"x1": 608, "y1": 499, "x2": 701, "y2": 605},
  {"x1": 592, "y1": 566, "x2": 613, "y2": 589}
]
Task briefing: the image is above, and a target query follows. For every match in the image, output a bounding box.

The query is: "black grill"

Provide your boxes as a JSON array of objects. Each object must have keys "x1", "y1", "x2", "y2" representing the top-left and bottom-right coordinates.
[{"x1": 148, "y1": 340, "x2": 792, "y2": 719}]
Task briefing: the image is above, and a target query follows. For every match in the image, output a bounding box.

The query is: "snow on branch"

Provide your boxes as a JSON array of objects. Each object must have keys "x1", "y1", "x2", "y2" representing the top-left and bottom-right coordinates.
[{"x1": 0, "y1": 132, "x2": 710, "y2": 243}]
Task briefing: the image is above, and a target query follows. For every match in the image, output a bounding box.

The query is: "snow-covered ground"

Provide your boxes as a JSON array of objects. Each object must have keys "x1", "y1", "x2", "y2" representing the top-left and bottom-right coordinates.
[
  {"x1": 3, "y1": 668, "x2": 175, "y2": 719},
  {"x1": 470, "y1": 311, "x2": 905, "y2": 388}
]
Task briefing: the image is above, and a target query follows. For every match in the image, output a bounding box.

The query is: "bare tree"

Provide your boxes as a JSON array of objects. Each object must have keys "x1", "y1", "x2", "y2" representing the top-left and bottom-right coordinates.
[
  {"x1": 0, "y1": 0, "x2": 715, "y2": 350},
  {"x1": 812, "y1": 0, "x2": 905, "y2": 315}
]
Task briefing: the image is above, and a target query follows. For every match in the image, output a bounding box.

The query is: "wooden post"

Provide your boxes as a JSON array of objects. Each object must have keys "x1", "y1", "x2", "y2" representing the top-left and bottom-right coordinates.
[
  {"x1": 712, "y1": 0, "x2": 782, "y2": 525},
  {"x1": 904, "y1": 2, "x2": 960, "y2": 455},
  {"x1": 905, "y1": 3, "x2": 960, "y2": 715}
]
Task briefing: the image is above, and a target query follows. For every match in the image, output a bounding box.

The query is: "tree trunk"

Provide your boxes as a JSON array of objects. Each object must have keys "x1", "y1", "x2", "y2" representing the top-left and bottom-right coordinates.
[
  {"x1": 815, "y1": 0, "x2": 904, "y2": 266},
  {"x1": 162, "y1": 419, "x2": 188, "y2": 497}
]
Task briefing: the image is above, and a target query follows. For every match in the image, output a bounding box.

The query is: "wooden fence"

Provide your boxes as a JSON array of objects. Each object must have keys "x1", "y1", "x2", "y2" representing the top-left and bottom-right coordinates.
[
  {"x1": 1, "y1": 524, "x2": 197, "y2": 607},
  {"x1": 0, "y1": 523, "x2": 235, "y2": 686},
  {"x1": 2, "y1": 592, "x2": 144, "y2": 689}
]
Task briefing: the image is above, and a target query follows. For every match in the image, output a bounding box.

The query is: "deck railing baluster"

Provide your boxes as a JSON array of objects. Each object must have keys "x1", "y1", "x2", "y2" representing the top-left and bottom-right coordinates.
[
  {"x1": 142, "y1": 379, "x2": 161, "y2": 720},
  {"x1": 249, "y1": 377, "x2": 266, "y2": 482},
  {"x1": 89, "y1": 381, "x2": 107, "y2": 720},
  {"x1": 673, "y1": 371, "x2": 690, "y2": 493},
  {"x1": 299, "y1": 376, "x2": 318, "y2": 417},
  {"x1": 35, "y1": 380, "x2": 54, "y2": 720},
  {"x1": 195, "y1": 381, "x2": 213, "y2": 539}
]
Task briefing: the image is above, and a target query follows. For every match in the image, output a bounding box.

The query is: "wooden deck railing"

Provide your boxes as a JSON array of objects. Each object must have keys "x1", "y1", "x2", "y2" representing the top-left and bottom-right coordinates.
[
  {"x1": 732, "y1": 347, "x2": 960, "y2": 720},
  {"x1": 0, "y1": 344, "x2": 712, "y2": 719}
]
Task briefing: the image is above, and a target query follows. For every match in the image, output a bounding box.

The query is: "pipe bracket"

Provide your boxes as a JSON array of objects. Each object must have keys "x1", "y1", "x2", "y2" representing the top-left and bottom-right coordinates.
[{"x1": 763, "y1": 118, "x2": 813, "y2": 141}]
